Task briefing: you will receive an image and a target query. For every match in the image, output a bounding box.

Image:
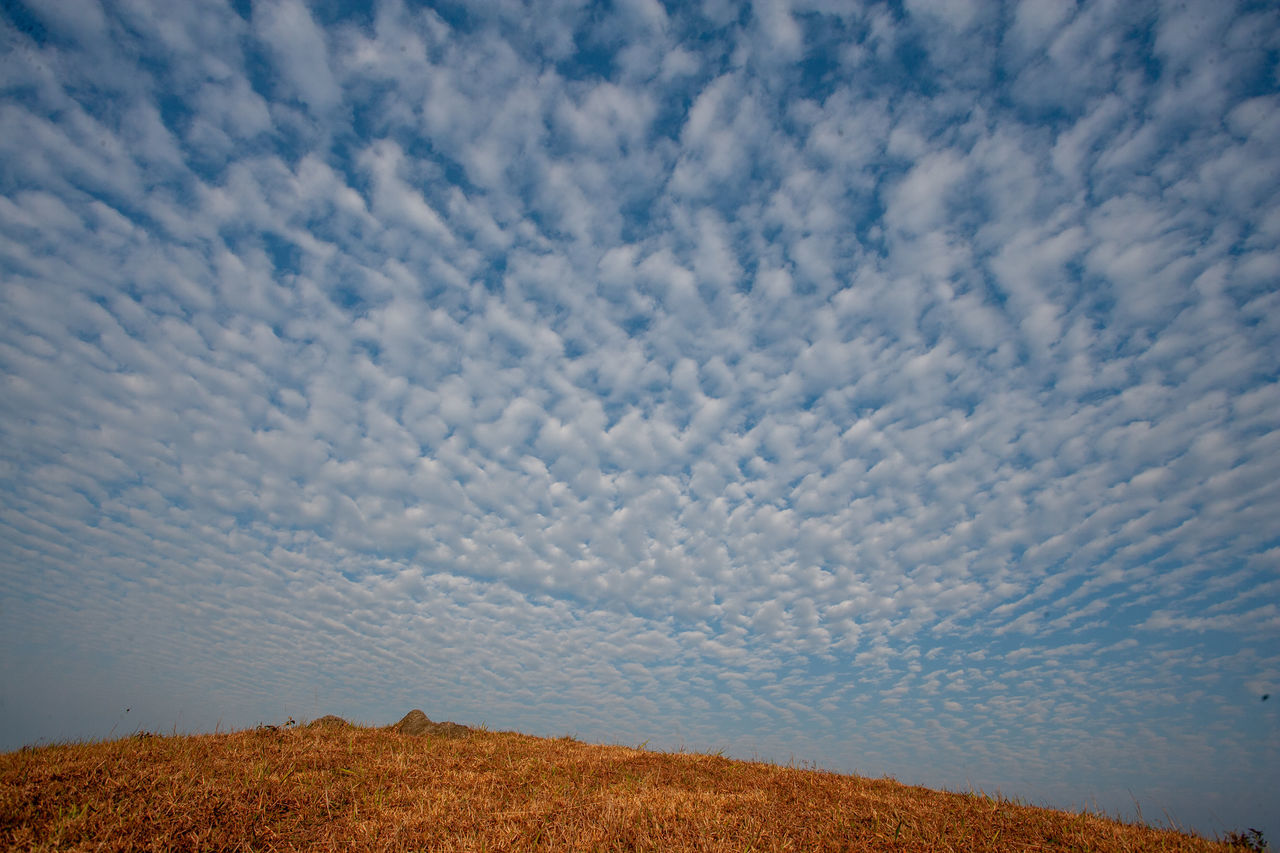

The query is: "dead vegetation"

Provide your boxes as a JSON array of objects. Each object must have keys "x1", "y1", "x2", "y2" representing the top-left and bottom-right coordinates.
[{"x1": 0, "y1": 716, "x2": 1238, "y2": 851}]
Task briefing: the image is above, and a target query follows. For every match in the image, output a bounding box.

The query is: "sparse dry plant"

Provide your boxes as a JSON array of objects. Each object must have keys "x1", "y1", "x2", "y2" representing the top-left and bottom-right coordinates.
[
  {"x1": 1225, "y1": 828, "x2": 1269, "y2": 850},
  {"x1": 0, "y1": 720, "x2": 1245, "y2": 851}
]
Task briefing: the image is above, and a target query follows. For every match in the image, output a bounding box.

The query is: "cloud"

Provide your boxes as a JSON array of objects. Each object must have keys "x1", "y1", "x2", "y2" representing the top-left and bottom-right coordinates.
[
  {"x1": 2, "y1": 0, "x2": 1279, "y2": 840},
  {"x1": 253, "y1": 0, "x2": 342, "y2": 114}
]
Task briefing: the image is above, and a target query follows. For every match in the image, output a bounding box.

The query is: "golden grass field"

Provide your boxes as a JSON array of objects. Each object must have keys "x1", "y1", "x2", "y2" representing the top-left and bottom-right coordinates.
[{"x1": 0, "y1": 716, "x2": 1248, "y2": 851}]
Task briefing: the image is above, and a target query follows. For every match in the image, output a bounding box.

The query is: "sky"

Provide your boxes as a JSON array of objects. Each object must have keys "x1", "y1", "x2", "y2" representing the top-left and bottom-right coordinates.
[{"x1": 1, "y1": 0, "x2": 1278, "y2": 841}]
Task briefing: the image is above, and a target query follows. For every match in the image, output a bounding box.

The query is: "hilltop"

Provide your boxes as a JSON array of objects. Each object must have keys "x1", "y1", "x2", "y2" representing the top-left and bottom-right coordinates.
[{"x1": 0, "y1": 712, "x2": 1247, "y2": 851}]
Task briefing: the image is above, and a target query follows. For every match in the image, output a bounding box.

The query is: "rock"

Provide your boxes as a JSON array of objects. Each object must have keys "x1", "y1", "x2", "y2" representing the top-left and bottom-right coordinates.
[
  {"x1": 308, "y1": 715, "x2": 351, "y2": 728},
  {"x1": 394, "y1": 709, "x2": 433, "y2": 735},
  {"x1": 392, "y1": 709, "x2": 471, "y2": 737}
]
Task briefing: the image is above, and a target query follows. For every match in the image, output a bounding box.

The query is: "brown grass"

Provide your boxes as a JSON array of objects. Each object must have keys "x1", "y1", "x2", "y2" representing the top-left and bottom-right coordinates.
[{"x1": 0, "y1": 721, "x2": 1235, "y2": 851}]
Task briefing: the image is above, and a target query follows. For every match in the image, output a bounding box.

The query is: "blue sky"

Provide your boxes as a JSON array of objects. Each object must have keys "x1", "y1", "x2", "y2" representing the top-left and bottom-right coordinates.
[{"x1": 1, "y1": 0, "x2": 1278, "y2": 840}]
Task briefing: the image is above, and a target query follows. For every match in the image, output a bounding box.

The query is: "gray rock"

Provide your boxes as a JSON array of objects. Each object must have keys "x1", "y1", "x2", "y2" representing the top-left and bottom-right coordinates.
[{"x1": 392, "y1": 709, "x2": 471, "y2": 737}]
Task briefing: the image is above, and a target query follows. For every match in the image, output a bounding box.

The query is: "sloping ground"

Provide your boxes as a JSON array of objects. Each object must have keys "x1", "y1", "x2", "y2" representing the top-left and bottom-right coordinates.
[{"x1": 0, "y1": 717, "x2": 1237, "y2": 851}]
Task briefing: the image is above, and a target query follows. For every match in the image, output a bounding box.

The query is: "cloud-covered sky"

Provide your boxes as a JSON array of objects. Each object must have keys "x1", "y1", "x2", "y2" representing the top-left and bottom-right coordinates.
[{"x1": 2, "y1": 0, "x2": 1278, "y2": 839}]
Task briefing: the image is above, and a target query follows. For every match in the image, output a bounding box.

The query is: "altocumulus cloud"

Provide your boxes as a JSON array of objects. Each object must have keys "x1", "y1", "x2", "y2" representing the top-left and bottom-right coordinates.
[{"x1": 1, "y1": 0, "x2": 1278, "y2": 839}]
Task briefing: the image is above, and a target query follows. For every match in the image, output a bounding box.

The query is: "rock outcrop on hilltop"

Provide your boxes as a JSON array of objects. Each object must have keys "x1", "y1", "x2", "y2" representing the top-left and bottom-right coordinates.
[
  {"x1": 307, "y1": 715, "x2": 352, "y2": 728},
  {"x1": 392, "y1": 709, "x2": 471, "y2": 737}
]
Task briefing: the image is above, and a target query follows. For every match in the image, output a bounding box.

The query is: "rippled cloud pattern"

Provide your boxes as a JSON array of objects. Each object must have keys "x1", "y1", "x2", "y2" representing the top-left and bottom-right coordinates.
[{"x1": 1, "y1": 0, "x2": 1278, "y2": 839}]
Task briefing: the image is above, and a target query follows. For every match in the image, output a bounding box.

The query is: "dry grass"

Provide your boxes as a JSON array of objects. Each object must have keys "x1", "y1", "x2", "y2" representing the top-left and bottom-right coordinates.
[{"x1": 0, "y1": 720, "x2": 1237, "y2": 851}]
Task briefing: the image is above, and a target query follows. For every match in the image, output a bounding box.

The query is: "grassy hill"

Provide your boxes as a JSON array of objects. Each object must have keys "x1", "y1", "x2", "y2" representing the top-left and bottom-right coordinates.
[{"x1": 0, "y1": 714, "x2": 1250, "y2": 851}]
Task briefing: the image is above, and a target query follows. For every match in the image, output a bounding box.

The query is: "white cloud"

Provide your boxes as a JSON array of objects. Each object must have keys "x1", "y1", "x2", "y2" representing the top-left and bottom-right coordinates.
[
  {"x1": 750, "y1": 0, "x2": 803, "y2": 62},
  {"x1": 885, "y1": 149, "x2": 968, "y2": 236},
  {"x1": 1007, "y1": 0, "x2": 1076, "y2": 56},
  {"x1": 358, "y1": 140, "x2": 455, "y2": 244},
  {"x1": 2, "y1": 0, "x2": 1278, "y2": 840},
  {"x1": 253, "y1": 0, "x2": 342, "y2": 113},
  {"x1": 904, "y1": 0, "x2": 981, "y2": 33}
]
